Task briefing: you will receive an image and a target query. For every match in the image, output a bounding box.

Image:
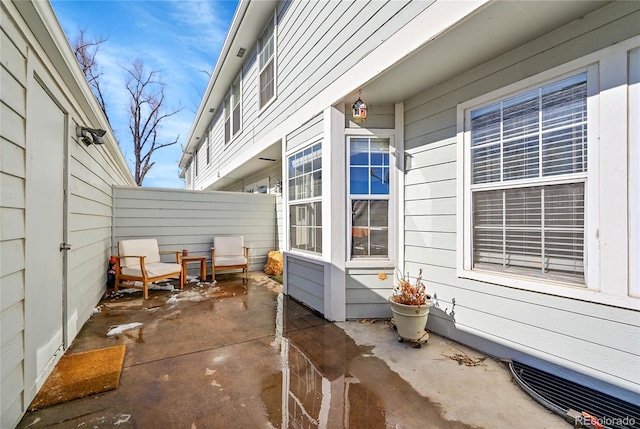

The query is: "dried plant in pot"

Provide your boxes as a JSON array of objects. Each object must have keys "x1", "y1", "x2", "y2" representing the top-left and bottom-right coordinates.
[{"x1": 379, "y1": 267, "x2": 432, "y2": 347}]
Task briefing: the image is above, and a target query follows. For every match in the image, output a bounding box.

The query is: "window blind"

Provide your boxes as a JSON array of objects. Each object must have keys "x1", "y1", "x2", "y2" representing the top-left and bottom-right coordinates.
[
  {"x1": 473, "y1": 182, "x2": 585, "y2": 282},
  {"x1": 470, "y1": 73, "x2": 587, "y2": 284}
]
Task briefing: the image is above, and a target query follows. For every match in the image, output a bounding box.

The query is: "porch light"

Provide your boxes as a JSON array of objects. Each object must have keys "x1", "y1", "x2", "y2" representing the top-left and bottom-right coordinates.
[{"x1": 352, "y1": 92, "x2": 367, "y2": 123}]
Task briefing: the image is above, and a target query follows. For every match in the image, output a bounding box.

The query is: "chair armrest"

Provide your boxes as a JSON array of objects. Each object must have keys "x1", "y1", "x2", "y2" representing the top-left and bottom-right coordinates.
[
  {"x1": 114, "y1": 255, "x2": 147, "y2": 260},
  {"x1": 114, "y1": 255, "x2": 147, "y2": 273},
  {"x1": 160, "y1": 250, "x2": 182, "y2": 263}
]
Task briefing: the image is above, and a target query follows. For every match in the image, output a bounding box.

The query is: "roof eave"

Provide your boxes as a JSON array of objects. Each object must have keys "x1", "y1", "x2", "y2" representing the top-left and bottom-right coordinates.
[{"x1": 179, "y1": 0, "x2": 278, "y2": 169}]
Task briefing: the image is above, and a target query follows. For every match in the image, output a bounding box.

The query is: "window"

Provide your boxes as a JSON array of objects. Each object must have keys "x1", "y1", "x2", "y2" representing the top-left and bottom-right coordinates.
[
  {"x1": 288, "y1": 143, "x2": 322, "y2": 253},
  {"x1": 630, "y1": 47, "x2": 640, "y2": 297},
  {"x1": 349, "y1": 137, "x2": 390, "y2": 258},
  {"x1": 232, "y1": 77, "x2": 242, "y2": 135},
  {"x1": 258, "y1": 15, "x2": 275, "y2": 109},
  {"x1": 224, "y1": 93, "x2": 231, "y2": 144},
  {"x1": 224, "y1": 74, "x2": 242, "y2": 143},
  {"x1": 465, "y1": 73, "x2": 588, "y2": 284}
]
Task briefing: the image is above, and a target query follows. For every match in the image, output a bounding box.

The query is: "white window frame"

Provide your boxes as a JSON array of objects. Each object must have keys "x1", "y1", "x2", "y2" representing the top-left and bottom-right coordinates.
[
  {"x1": 224, "y1": 73, "x2": 242, "y2": 145},
  {"x1": 287, "y1": 141, "x2": 322, "y2": 255},
  {"x1": 457, "y1": 56, "x2": 604, "y2": 301},
  {"x1": 258, "y1": 12, "x2": 276, "y2": 112},
  {"x1": 185, "y1": 165, "x2": 191, "y2": 189},
  {"x1": 630, "y1": 47, "x2": 640, "y2": 298},
  {"x1": 231, "y1": 74, "x2": 242, "y2": 137},
  {"x1": 194, "y1": 149, "x2": 199, "y2": 177},
  {"x1": 346, "y1": 132, "x2": 396, "y2": 262}
]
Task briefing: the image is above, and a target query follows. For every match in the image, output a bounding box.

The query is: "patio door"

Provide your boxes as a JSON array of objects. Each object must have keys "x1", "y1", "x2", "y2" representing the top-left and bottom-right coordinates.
[{"x1": 24, "y1": 76, "x2": 67, "y2": 401}]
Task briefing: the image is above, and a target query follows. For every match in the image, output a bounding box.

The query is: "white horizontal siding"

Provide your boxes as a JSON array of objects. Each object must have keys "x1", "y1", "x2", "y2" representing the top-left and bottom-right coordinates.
[
  {"x1": 0, "y1": 4, "x2": 27, "y2": 426},
  {"x1": 256, "y1": 1, "x2": 429, "y2": 143},
  {"x1": 345, "y1": 268, "x2": 394, "y2": 319},
  {"x1": 286, "y1": 114, "x2": 323, "y2": 152},
  {"x1": 113, "y1": 187, "x2": 277, "y2": 274},
  {"x1": 1, "y1": 1, "x2": 135, "y2": 425},
  {"x1": 195, "y1": 0, "x2": 433, "y2": 192},
  {"x1": 286, "y1": 255, "x2": 324, "y2": 313},
  {"x1": 345, "y1": 103, "x2": 395, "y2": 129},
  {"x1": 403, "y1": 2, "x2": 640, "y2": 397}
]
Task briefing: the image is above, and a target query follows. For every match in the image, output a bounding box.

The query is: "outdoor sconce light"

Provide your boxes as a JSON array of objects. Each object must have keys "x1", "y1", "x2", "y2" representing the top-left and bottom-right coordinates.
[
  {"x1": 76, "y1": 126, "x2": 106, "y2": 146},
  {"x1": 352, "y1": 92, "x2": 367, "y2": 123}
]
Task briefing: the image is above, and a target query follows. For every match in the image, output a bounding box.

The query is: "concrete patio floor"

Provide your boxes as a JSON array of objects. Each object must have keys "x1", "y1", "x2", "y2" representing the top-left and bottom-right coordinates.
[{"x1": 17, "y1": 272, "x2": 568, "y2": 428}]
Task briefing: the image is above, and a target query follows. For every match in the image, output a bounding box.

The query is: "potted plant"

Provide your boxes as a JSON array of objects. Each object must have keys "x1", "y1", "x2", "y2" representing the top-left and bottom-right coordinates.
[{"x1": 379, "y1": 267, "x2": 432, "y2": 347}]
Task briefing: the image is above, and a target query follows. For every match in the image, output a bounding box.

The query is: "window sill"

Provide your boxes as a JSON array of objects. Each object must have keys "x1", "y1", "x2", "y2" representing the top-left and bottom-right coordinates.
[
  {"x1": 345, "y1": 259, "x2": 394, "y2": 269},
  {"x1": 457, "y1": 267, "x2": 640, "y2": 311},
  {"x1": 284, "y1": 250, "x2": 325, "y2": 265},
  {"x1": 257, "y1": 96, "x2": 277, "y2": 117}
]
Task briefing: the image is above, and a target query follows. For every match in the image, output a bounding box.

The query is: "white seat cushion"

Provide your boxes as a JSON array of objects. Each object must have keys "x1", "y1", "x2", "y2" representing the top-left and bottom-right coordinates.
[
  {"x1": 214, "y1": 236, "x2": 244, "y2": 256},
  {"x1": 119, "y1": 239, "x2": 161, "y2": 267},
  {"x1": 122, "y1": 262, "x2": 181, "y2": 278},
  {"x1": 214, "y1": 256, "x2": 247, "y2": 267}
]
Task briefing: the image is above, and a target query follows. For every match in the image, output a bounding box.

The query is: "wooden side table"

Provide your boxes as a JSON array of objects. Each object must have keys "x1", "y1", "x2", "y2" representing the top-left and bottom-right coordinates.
[{"x1": 181, "y1": 256, "x2": 207, "y2": 287}]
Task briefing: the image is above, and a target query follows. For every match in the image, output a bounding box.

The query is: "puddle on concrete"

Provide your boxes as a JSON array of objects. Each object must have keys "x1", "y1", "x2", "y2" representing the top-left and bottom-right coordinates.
[
  {"x1": 17, "y1": 275, "x2": 483, "y2": 429},
  {"x1": 263, "y1": 293, "x2": 481, "y2": 429}
]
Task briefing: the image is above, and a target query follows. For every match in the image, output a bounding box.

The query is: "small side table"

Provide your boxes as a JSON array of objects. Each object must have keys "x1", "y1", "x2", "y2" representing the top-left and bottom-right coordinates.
[{"x1": 181, "y1": 256, "x2": 207, "y2": 287}]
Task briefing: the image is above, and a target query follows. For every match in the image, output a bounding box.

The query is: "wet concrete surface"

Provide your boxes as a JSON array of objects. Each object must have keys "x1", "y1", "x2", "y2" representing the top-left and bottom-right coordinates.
[{"x1": 17, "y1": 273, "x2": 567, "y2": 428}]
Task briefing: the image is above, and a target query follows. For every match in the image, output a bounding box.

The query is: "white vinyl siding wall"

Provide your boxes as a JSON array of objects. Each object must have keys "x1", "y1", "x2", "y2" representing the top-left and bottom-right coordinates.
[
  {"x1": 113, "y1": 187, "x2": 277, "y2": 273},
  {"x1": 286, "y1": 114, "x2": 323, "y2": 152},
  {"x1": 1, "y1": 7, "x2": 28, "y2": 426},
  {"x1": 405, "y1": 3, "x2": 640, "y2": 396},
  {"x1": 345, "y1": 268, "x2": 394, "y2": 319},
  {"x1": 286, "y1": 255, "x2": 324, "y2": 314},
  {"x1": 195, "y1": 1, "x2": 433, "y2": 193},
  {"x1": 1, "y1": 2, "x2": 134, "y2": 426}
]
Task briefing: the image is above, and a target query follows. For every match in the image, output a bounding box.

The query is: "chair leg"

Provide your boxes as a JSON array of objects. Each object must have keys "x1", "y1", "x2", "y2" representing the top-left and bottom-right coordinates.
[{"x1": 143, "y1": 281, "x2": 149, "y2": 299}]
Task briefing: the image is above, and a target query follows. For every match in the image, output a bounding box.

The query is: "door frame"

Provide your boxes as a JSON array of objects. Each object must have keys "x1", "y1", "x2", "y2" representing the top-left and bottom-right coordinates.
[{"x1": 23, "y1": 57, "x2": 70, "y2": 406}]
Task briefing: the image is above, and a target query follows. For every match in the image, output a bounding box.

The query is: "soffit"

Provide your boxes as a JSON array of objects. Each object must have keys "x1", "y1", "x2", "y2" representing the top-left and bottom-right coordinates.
[{"x1": 338, "y1": 0, "x2": 611, "y2": 106}]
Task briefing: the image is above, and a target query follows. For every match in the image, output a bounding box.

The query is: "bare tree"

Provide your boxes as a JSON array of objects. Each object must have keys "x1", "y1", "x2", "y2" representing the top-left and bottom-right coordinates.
[
  {"x1": 72, "y1": 29, "x2": 109, "y2": 122},
  {"x1": 125, "y1": 59, "x2": 182, "y2": 186}
]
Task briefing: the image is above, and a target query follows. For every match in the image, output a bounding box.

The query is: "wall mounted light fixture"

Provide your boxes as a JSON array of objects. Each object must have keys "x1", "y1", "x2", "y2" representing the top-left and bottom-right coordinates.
[
  {"x1": 76, "y1": 126, "x2": 106, "y2": 146},
  {"x1": 352, "y1": 91, "x2": 367, "y2": 123}
]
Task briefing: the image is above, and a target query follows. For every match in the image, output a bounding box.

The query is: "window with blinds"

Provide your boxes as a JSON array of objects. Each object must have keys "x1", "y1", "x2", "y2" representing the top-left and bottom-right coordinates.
[{"x1": 470, "y1": 73, "x2": 587, "y2": 284}]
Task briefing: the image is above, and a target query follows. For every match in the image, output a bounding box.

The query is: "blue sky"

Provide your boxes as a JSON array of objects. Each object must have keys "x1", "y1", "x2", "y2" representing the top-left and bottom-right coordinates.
[{"x1": 50, "y1": 0, "x2": 239, "y2": 188}]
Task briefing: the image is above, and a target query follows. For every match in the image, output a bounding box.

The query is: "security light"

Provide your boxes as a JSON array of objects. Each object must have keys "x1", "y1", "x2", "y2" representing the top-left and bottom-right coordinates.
[{"x1": 76, "y1": 126, "x2": 106, "y2": 146}]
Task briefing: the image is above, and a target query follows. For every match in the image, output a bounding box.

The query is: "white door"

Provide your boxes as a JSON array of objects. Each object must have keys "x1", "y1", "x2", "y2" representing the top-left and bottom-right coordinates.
[{"x1": 24, "y1": 78, "x2": 66, "y2": 400}]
